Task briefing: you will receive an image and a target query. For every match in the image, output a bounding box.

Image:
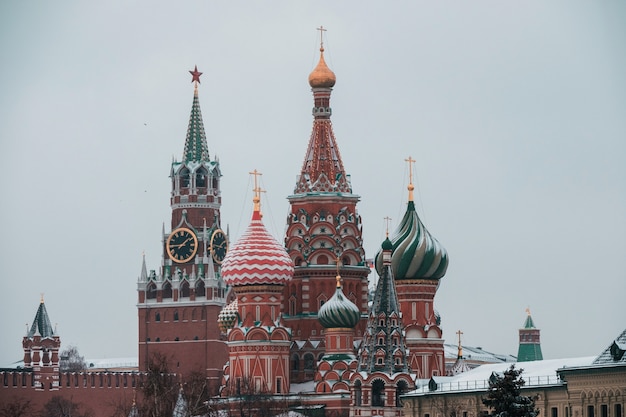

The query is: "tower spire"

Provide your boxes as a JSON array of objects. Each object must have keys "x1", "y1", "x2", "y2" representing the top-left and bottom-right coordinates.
[
  {"x1": 182, "y1": 66, "x2": 210, "y2": 163},
  {"x1": 295, "y1": 27, "x2": 348, "y2": 194}
]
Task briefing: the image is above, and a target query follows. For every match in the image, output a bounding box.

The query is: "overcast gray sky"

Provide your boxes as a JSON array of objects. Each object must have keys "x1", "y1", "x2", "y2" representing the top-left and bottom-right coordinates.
[{"x1": 1, "y1": 1, "x2": 624, "y2": 365}]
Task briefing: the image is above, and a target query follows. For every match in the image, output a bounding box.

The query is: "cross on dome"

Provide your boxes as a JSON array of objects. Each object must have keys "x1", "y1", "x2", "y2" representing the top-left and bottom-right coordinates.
[{"x1": 405, "y1": 156, "x2": 416, "y2": 202}]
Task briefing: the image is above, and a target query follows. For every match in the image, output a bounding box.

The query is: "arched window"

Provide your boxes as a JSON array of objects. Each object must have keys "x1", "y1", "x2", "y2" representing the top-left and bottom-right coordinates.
[
  {"x1": 173, "y1": 311, "x2": 179, "y2": 321},
  {"x1": 289, "y1": 297, "x2": 296, "y2": 316},
  {"x1": 196, "y1": 168, "x2": 207, "y2": 188},
  {"x1": 304, "y1": 353, "x2": 315, "y2": 371},
  {"x1": 196, "y1": 281, "x2": 205, "y2": 297},
  {"x1": 354, "y1": 380, "x2": 362, "y2": 406},
  {"x1": 180, "y1": 281, "x2": 190, "y2": 298},
  {"x1": 372, "y1": 379, "x2": 385, "y2": 407},
  {"x1": 396, "y1": 380, "x2": 409, "y2": 407},
  {"x1": 162, "y1": 282, "x2": 172, "y2": 299},
  {"x1": 180, "y1": 167, "x2": 190, "y2": 188},
  {"x1": 291, "y1": 354, "x2": 300, "y2": 373},
  {"x1": 155, "y1": 312, "x2": 160, "y2": 322},
  {"x1": 146, "y1": 283, "x2": 157, "y2": 299}
]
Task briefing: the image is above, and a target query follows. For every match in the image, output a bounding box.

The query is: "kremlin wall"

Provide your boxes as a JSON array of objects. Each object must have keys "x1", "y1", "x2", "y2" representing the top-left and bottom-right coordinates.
[{"x1": 1, "y1": 34, "x2": 624, "y2": 417}]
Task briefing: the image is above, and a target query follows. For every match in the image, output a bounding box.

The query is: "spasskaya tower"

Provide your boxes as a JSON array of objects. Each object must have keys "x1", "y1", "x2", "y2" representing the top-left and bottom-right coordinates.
[{"x1": 136, "y1": 67, "x2": 228, "y2": 391}]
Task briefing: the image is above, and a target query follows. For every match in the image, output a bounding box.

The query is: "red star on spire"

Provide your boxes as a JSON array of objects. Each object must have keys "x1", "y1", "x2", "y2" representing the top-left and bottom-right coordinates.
[{"x1": 189, "y1": 65, "x2": 202, "y2": 84}]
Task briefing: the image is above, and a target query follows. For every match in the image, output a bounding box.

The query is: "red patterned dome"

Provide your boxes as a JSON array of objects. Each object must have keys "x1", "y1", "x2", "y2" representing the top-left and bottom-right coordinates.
[{"x1": 221, "y1": 210, "x2": 294, "y2": 287}]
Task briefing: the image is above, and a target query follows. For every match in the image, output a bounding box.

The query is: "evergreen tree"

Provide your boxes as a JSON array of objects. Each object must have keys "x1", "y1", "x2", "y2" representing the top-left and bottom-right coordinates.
[{"x1": 482, "y1": 365, "x2": 539, "y2": 417}]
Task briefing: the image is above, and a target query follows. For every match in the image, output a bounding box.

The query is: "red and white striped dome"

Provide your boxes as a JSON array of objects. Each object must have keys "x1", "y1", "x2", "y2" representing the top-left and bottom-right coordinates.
[{"x1": 221, "y1": 211, "x2": 294, "y2": 287}]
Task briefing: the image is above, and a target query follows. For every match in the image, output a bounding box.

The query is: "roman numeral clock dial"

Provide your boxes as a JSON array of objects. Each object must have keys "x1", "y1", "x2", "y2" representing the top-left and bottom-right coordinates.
[{"x1": 166, "y1": 227, "x2": 198, "y2": 263}]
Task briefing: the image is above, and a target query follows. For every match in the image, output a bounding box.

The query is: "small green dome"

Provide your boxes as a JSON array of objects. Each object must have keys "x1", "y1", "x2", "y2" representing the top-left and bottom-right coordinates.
[
  {"x1": 318, "y1": 284, "x2": 360, "y2": 329},
  {"x1": 382, "y1": 237, "x2": 393, "y2": 251}
]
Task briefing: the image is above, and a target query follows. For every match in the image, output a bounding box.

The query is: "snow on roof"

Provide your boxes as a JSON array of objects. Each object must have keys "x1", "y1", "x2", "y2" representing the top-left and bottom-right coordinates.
[
  {"x1": 290, "y1": 380, "x2": 316, "y2": 394},
  {"x1": 85, "y1": 357, "x2": 138, "y2": 370},
  {"x1": 443, "y1": 344, "x2": 516, "y2": 363},
  {"x1": 408, "y1": 356, "x2": 595, "y2": 395}
]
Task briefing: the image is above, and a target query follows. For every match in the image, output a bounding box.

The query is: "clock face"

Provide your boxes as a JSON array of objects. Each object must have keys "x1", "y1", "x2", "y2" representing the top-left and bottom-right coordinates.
[
  {"x1": 210, "y1": 229, "x2": 228, "y2": 264},
  {"x1": 166, "y1": 227, "x2": 198, "y2": 263}
]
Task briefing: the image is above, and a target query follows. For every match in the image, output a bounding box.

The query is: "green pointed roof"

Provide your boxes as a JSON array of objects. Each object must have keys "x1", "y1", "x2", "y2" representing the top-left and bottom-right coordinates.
[
  {"x1": 523, "y1": 314, "x2": 536, "y2": 329},
  {"x1": 27, "y1": 300, "x2": 55, "y2": 339},
  {"x1": 182, "y1": 85, "x2": 210, "y2": 163}
]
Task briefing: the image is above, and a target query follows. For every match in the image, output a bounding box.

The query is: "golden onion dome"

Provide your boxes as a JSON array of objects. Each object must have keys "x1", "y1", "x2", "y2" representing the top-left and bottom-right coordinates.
[{"x1": 308, "y1": 47, "x2": 336, "y2": 88}]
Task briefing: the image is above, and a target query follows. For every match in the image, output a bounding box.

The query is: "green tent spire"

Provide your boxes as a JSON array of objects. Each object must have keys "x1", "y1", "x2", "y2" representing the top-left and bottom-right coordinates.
[
  {"x1": 182, "y1": 67, "x2": 210, "y2": 163},
  {"x1": 27, "y1": 297, "x2": 55, "y2": 339}
]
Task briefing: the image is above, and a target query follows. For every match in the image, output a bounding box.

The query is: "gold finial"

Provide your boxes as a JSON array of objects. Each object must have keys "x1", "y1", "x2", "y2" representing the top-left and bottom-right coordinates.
[
  {"x1": 456, "y1": 329, "x2": 464, "y2": 358},
  {"x1": 316, "y1": 25, "x2": 327, "y2": 50},
  {"x1": 526, "y1": 307, "x2": 531, "y2": 316},
  {"x1": 335, "y1": 257, "x2": 342, "y2": 288},
  {"x1": 405, "y1": 156, "x2": 416, "y2": 202},
  {"x1": 40, "y1": 293, "x2": 44, "y2": 304},
  {"x1": 249, "y1": 169, "x2": 263, "y2": 213}
]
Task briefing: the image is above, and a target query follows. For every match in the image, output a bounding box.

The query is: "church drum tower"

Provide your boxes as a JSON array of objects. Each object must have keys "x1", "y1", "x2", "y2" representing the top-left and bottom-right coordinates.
[{"x1": 282, "y1": 32, "x2": 370, "y2": 382}]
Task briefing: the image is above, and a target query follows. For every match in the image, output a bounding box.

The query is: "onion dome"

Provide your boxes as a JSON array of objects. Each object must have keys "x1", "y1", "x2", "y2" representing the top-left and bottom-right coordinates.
[
  {"x1": 217, "y1": 298, "x2": 239, "y2": 333},
  {"x1": 319, "y1": 275, "x2": 360, "y2": 329},
  {"x1": 308, "y1": 47, "x2": 336, "y2": 88},
  {"x1": 375, "y1": 200, "x2": 448, "y2": 280},
  {"x1": 221, "y1": 177, "x2": 294, "y2": 287}
]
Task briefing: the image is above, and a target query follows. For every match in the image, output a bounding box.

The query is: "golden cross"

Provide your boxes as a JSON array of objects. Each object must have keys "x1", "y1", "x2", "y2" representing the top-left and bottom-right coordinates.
[
  {"x1": 317, "y1": 26, "x2": 327, "y2": 48},
  {"x1": 249, "y1": 169, "x2": 263, "y2": 212},
  {"x1": 405, "y1": 156, "x2": 416, "y2": 202},
  {"x1": 526, "y1": 307, "x2": 531, "y2": 316},
  {"x1": 456, "y1": 329, "x2": 463, "y2": 347},
  {"x1": 384, "y1": 216, "x2": 392, "y2": 237},
  {"x1": 40, "y1": 293, "x2": 44, "y2": 303}
]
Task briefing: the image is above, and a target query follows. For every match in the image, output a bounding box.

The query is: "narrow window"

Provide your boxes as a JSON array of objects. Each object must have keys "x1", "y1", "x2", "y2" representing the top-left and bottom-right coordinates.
[
  {"x1": 588, "y1": 406, "x2": 595, "y2": 417},
  {"x1": 615, "y1": 405, "x2": 622, "y2": 417},
  {"x1": 276, "y1": 377, "x2": 282, "y2": 394},
  {"x1": 552, "y1": 408, "x2": 558, "y2": 417},
  {"x1": 601, "y1": 405, "x2": 608, "y2": 417}
]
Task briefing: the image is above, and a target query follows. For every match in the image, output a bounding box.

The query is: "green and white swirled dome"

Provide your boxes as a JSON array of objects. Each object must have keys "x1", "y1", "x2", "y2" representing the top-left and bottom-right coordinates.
[
  {"x1": 375, "y1": 200, "x2": 448, "y2": 280},
  {"x1": 318, "y1": 276, "x2": 361, "y2": 329}
]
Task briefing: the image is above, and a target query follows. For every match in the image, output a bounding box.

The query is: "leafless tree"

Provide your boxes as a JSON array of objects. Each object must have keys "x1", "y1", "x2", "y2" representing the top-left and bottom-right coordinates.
[
  {"x1": 40, "y1": 396, "x2": 93, "y2": 417},
  {"x1": 0, "y1": 398, "x2": 34, "y2": 417},
  {"x1": 59, "y1": 346, "x2": 87, "y2": 372}
]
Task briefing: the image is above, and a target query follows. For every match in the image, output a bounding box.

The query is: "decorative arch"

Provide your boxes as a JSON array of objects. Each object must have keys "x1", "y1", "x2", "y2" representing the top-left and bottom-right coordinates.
[
  {"x1": 146, "y1": 283, "x2": 157, "y2": 299},
  {"x1": 195, "y1": 280, "x2": 206, "y2": 297},
  {"x1": 180, "y1": 280, "x2": 190, "y2": 298},
  {"x1": 195, "y1": 166, "x2": 208, "y2": 188},
  {"x1": 162, "y1": 281, "x2": 172, "y2": 299},
  {"x1": 245, "y1": 328, "x2": 269, "y2": 342},
  {"x1": 372, "y1": 378, "x2": 386, "y2": 407},
  {"x1": 179, "y1": 166, "x2": 190, "y2": 188}
]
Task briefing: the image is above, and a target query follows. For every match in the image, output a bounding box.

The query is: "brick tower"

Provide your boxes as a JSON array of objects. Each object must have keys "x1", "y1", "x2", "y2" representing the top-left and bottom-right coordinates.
[
  {"x1": 374, "y1": 157, "x2": 449, "y2": 378},
  {"x1": 517, "y1": 309, "x2": 543, "y2": 362},
  {"x1": 137, "y1": 67, "x2": 228, "y2": 390},
  {"x1": 22, "y1": 297, "x2": 61, "y2": 391},
  {"x1": 283, "y1": 30, "x2": 370, "y2": 382}
]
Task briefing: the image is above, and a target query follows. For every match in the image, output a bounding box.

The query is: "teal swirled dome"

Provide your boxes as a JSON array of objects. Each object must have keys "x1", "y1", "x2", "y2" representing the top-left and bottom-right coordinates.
[
  {"x1": 318, "y1": 277, "x2": 360, "y2": 329},
  {"x1": 375, "y1": 200, "x2": 448, "y2": 280}
]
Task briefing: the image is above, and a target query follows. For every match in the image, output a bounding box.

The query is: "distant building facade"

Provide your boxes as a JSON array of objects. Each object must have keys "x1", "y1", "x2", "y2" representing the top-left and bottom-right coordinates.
[{"x1": 402, "y1": 329, "x2": 626, "y2": 417}]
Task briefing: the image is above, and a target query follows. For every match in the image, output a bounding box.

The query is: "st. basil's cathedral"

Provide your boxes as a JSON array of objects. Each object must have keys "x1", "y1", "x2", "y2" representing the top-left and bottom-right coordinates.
[{"x1": 3, "y1": 32, "x2": 574, "y2": 417}]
